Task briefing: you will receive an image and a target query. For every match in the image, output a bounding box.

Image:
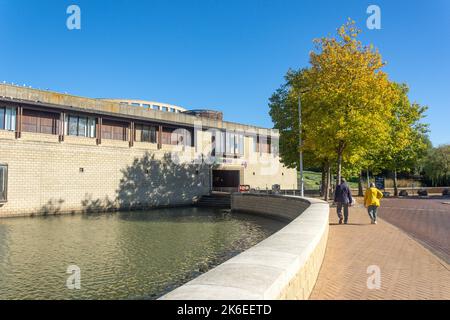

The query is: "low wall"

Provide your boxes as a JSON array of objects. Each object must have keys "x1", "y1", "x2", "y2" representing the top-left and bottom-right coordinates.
[{"x1": 161, "y1": 193, "x2": 329, "y2": 300}]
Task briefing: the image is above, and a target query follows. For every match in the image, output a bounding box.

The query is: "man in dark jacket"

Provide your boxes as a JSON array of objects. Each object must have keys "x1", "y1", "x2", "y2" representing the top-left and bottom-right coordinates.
[{"x1": 334, "y1": 178, "x2": 353, "y2": 224}]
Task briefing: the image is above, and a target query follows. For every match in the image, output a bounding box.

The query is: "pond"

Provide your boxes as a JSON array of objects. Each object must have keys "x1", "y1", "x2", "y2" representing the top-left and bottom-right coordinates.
[{"x1": 0, "y1": 207, "x2": 285, "y2": 299}]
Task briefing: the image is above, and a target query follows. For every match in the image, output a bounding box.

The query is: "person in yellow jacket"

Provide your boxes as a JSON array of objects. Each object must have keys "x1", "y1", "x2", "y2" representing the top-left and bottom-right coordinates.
[{"x1": 364, "y1": 182, "x2": 384, "y2": 224}]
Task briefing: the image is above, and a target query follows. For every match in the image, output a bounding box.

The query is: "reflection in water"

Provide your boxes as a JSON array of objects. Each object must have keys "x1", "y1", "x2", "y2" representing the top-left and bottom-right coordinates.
[{"x1": 0, "y1": 207, "x2": 285, "y2": 300}]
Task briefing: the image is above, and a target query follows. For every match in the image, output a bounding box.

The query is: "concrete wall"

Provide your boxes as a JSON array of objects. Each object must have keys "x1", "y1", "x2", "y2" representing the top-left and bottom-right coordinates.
[{"x1": 161, "y1": 194, "x2": 329, "y2": 300}]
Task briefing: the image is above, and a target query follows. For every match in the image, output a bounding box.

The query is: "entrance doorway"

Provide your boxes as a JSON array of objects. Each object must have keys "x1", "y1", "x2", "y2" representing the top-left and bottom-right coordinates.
[{"x1": 212, "y1": 170, "x2": 240, "y2": 193}]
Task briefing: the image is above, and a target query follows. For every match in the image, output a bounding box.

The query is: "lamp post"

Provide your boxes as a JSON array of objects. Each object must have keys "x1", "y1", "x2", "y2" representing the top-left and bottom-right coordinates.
[{"x1": 298, "y1": 95, "x2": 304, "y2": 197}]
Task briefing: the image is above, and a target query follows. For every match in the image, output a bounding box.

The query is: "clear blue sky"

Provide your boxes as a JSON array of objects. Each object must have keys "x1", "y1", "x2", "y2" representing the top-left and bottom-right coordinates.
[{"x1": 1, "y1": 0, "x2": 449, "y2": 146}]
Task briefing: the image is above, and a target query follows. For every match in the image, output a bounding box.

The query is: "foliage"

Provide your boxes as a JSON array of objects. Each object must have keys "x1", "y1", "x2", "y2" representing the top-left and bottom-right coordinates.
[
  {"x1": 269, "y1": 20, "x2": 430, "y2": 191},
  {"x1": 422, "y1": 145, "x2": 450, "y2": 186}
]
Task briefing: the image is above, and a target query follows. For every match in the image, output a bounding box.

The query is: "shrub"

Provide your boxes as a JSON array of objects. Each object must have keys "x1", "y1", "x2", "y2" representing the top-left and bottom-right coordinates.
[{"x1": 417, "y1": 189, "x2": 428, "y2": 196}]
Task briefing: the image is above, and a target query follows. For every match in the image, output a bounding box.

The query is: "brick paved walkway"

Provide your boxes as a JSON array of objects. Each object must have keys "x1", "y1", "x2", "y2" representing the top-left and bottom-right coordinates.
[
  {"x1": 309, "y1": 202, "x2": 450, "y2": 300},
  {"x1": 378, "y1": 198, "x2": 450, "y2": 264}
]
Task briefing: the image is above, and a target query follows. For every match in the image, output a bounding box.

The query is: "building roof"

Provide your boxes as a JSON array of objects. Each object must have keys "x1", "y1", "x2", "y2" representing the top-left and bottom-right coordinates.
[{"x1": 0, "y1": 83, "x2": 277, "y2": 136}]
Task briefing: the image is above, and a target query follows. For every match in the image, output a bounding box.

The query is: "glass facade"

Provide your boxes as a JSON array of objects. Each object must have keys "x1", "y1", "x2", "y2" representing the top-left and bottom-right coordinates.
[{"x1": 0, "y1": 107, "x2": 17, "y2": 131}]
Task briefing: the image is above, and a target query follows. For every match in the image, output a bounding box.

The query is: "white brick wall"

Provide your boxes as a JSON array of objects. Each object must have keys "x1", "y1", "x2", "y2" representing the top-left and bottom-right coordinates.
[
  {"x1": 0, "y1": 132, "x2": 210, "y2": 217},
  {"x1": 0, "y1": 131, "x2": 298, "y2": 217}
]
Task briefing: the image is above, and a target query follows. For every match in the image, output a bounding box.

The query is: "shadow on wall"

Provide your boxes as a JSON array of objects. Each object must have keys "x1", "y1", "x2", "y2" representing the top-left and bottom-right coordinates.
[
  {"x1": 33, "y1": 152, "x2": 210, "y2": 217},
  {"x1": 38, "y1": 198, "x2": 65, "y2": 216},
  {"x1": 81, "y1": 194, "x2": 116, "y2": 214},
  {"x1": 115, "y1": 152, "x2": 210, "y2": 210}
]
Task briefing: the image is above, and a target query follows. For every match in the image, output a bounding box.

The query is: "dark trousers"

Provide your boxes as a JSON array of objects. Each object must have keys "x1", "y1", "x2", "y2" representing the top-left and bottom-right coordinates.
[
  {"x1": 336, "y1": 202, "x2": 349, "y2": 222},
  {"x1": 368, "y1": 205, "x2": 378, "y2": 222}
]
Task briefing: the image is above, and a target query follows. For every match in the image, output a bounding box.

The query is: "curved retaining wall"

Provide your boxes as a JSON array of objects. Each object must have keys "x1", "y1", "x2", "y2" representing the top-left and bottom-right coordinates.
[{"x1": 161, "y1": 193, "x2": 329, "y2": 300}]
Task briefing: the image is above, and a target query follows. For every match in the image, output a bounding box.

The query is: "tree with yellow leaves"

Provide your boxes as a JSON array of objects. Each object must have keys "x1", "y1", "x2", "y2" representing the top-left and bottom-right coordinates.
[
  {"x1": 303, "y1": 20, "x2": 399, "y2": 186},
  {"x1": 270, "y1": 20, "x2": 400, "y2": 189}
]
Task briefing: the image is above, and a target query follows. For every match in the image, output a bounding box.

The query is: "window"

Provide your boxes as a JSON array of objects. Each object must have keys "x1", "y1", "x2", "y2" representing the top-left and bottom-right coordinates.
[
  {"x1": 271, "y1": 138, "x2": 279, "y2": 156},
  {"x1": 212, "y1": 130, "x2": 225, "y2": 156},
  {"x1": 0, "y1": 164, "x2": 7, "y2": 202},
  {"x1": 66, "y1": 115, "x2": 96, "y2": 138},
  {"x1": 0, "y1": 107, "x2": 17, "y2": 131},
  {"x1": 252, "y1": 135, "x2": 258, "y2": 153},
  {"x1": 258, "y1": 135, "x2": 271, "y2": 154},
  {"x1": 142, "y1": 104, "x2": 151, "y2": 109},
  {"x1": 225, "y1": 132, "x2": 244, "y2": 156},
  {"x1": 135, "y1": 124, "x2": 157, "y2": 143},
  {"x1": 152, "y1": 105, "x2": 160, "y2": 110},
  {"x1": 131, "y1": 103, "x2": 141, "y2": 107},
  {"x1": 162, "y1": 106, "x2": 168, "y2": 112},
  {"x1": 170, "y1": 108, "x2": 175, "y2": 113}
]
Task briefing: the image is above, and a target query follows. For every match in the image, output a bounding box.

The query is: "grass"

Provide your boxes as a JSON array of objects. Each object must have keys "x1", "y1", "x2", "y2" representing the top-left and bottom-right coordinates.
[{"x1": 300, "y1": 171, "x2": 359, "y2": 190}]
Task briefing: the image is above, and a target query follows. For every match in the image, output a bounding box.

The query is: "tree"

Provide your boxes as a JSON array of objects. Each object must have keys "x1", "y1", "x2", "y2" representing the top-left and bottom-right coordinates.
[
  {"x1": 301, "y1": 20, "x2": 398, "y2": 186},
  {"x1": 377, "y1": 83, "x2": 429, "y2": 195},
  {"x1": 422, "y1": 145, "x2": 450, "y2": 186},
  {"x1": 269, "y1": 69, "x2": 336, "y2": 200},
  {"x1": 269, "y1": 20, "x2": 429, "y2": 198}
]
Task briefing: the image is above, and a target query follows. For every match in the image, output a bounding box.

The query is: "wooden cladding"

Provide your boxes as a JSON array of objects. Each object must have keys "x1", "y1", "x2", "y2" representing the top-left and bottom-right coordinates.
[
  {"x1": 161, "y1": 127, "x2": 193, "y2": 146},
  {"x1": 101, "y1": 119, "x2": 128, "y2": 141},
  {"x1": 22, "y1": 109, "x2": 59, "y2": 135},
  {"x1": 11, "y1": 106, "x2": 196, "y2": 149}
]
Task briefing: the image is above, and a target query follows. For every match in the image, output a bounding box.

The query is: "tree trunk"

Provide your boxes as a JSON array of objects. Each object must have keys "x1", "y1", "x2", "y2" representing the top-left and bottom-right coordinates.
[
  {"x1": 321, "y1": 164, "x2": 326, "y2": 197},
  {"x1": 393, "y1": 169, "x2": 398, "y2": 197},
  {"x1": 336, "y1": 152, "x2": 343, "y2": 187},
  {"x1": 324, "y1": 163, "x2": 330, "y2": 201},
  {"x1": 358, "y1": 170, "x2": 364, "y2": 196}
]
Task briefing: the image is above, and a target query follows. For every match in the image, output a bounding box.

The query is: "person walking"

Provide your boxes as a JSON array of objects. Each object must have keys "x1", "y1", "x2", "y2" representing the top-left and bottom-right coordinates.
[
  {"x1": 364, "y1": 182, "x2": 384, "y2": 224},
  {"x1": 334, "y1": 178, "x2": 353, "y2": 224}
]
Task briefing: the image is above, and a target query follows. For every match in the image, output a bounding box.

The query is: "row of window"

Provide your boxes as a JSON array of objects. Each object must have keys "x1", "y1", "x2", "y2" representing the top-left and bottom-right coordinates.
[
  {"x1": 122, "y1": 102, "x2": 181, "y2": 113},
  {"x1": 210, "y1": 132, "x2": 277, "y2": 156},
  {"x1": 212, "y1": 131, "x2": 245, "y2": 156},
  {"x1": 1, "y1": 107, "x2": 276, "y2": 154},
  {"x1": 65, "y1": 115, "x2": 192, "y2": 145}
]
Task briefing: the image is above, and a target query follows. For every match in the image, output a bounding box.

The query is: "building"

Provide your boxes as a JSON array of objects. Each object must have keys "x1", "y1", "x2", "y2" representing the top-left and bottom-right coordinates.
[
  {"x1": 0, "y1": 84, "x2": 297, "y2": 217},
  {"x1": 101, "y1": 99, "x2": 187, "y2": 113}
]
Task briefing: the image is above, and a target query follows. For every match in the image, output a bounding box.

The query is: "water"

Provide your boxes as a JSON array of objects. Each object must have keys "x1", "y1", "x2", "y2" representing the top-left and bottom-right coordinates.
[{"x1": 0, "y1": 207, "x2": 285, "y2": 300}]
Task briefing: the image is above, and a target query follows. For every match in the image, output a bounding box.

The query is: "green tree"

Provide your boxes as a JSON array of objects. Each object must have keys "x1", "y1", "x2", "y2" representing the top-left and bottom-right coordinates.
[
  {"x1": 377, "y1": 83, "x2": 429, "y2": 195},
  {"x1": 269, "y1": 20, "x2": 430, "y2": 197},
  {"x1": 300, "y1": 20, "x2": 398, "y2": 186},
  {"x1": 422, "y1": 145, "x2": 450, "y2": 186}
]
